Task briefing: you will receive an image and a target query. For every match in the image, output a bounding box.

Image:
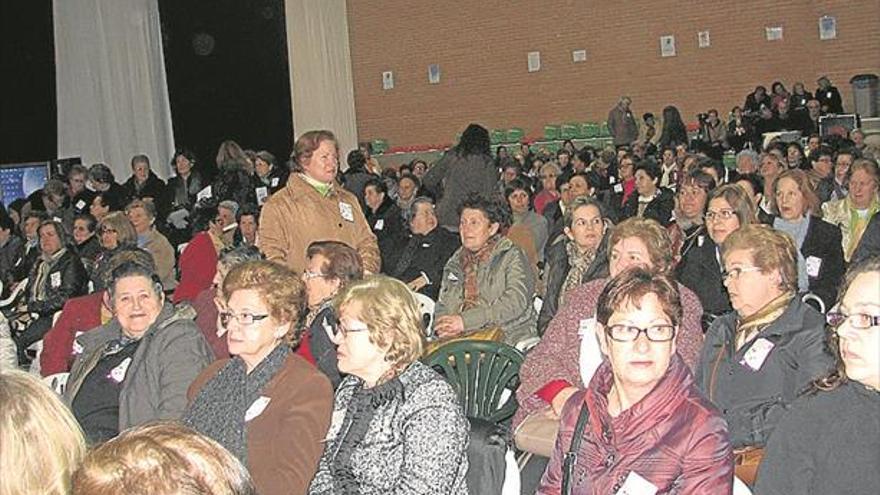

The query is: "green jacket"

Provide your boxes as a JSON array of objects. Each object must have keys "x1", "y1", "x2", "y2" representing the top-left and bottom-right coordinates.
[{"x1": 436, "y1": 237, "x2": 537, "y2": 345}]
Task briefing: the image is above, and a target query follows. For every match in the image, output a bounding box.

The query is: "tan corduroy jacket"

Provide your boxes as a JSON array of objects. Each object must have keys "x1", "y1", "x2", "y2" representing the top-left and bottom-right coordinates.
[{"x1": 258, "y1": 174, "x2": 380, "y2": 274}]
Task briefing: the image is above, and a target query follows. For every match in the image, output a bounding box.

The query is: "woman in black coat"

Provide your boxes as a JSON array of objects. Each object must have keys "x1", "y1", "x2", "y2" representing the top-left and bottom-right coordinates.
[
  {"x1": 364, "y1": 178, "x2": 407, "y2": 274},
  {"x1": 391, "y1": 197, "x2": 460, "y2": 300},
  {"x1": 620, "y1": 160, "x2": 675, "y2": 227}
]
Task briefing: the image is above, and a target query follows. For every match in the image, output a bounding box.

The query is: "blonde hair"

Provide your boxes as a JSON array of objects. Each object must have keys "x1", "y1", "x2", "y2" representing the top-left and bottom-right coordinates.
[
  {"x1": 0, "y1": 370, "x2": 86, "y2": 495},
  {"x1": 223, "y1": 260, "x2": 305, "y2": 345},
  {"x1": 333, "y1": 275, "x2": 424, "y2": 375},
  {"x1": 72, "y1": 421, "x2": 255, "y2": 495},
  {"x1": 722, "y1": 224, "x2": 799, "y2": 293},
  {"x1": 608, "y1": 217, "x2": 674, "y2": 275},
  {"x1": 772, "y1": 169, "x2": 822, "y2": 218}
]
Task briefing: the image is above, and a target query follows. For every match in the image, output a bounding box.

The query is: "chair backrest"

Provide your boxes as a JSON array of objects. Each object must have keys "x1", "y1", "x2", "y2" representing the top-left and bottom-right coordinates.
[
  {"x1": 413, "y1": 292, "x2": 436, "y2": 338},
  {"x1": 0, "y1": 277, "x2": 28, "y2": 308},
  {"x1": 423, "y1": 340, "x2": 524, "y2": 423}
]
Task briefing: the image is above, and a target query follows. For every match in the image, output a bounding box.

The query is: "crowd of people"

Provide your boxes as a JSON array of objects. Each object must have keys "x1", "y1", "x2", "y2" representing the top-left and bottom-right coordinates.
[{"x1": 0, "y1": 78, "x2": 879, "y2": 495}]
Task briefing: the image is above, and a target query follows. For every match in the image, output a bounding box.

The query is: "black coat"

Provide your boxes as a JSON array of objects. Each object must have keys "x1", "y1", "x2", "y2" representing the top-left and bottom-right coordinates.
[
  {"x1": 851, "y1": 212, "x2": 880, "y2": 264},
  {"x1": 255, "y1": 166, "x2": 289, "y2": 199},
  {"x1": 390, "y1": 227, "x2": 460, "y2": 300},
  {"x1": 74, "y1": 234, "x2": 102, "y2": 276},
  {"x1": 676, "y1": 234, "x2": 732, "y2": 323},
  {"x1": 212, "y1": 169, "x2": 257, "y2": 209},
  {"x1": 25, "y1": 247, "x2": 89, "y2": 317},
  {"x1": 620, "y1": 187, "x2": 675, "y2": 227},
  {"x1": 815, "y1": 85, "x2": 844, "y2": 114},
  {"x1": 167, "y1": 171, "x2": 205, "y2": 211},
  {"x1": 538, "y1": 234, "x2": 609, "y2": 335},
  {"x1": 300, "y1": 305, "x2": 342, "y2": 390},
  {"x1": 695, "y1": 297, "x2": 835, "y2": 449},
  {"x1": 365, "y1": 197, "x2": 408, "y2": 274},
  {"x1": 122, "y1": 172, "x2": 169, "y2": 218}
]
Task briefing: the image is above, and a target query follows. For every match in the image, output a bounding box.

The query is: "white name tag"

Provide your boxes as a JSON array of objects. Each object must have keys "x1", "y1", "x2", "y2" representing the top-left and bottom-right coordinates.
[
  {"x1": 577, "y1": 318, "x2": 602, "y2": 386},
  {"x1": 245, "y1": 396, "x2": 271, "y2": 422},
  {"x1": 256, "y1": 186, "x2": 269, "y2": 205},
  {"x1": 697, "y1": 235, "x2": 705, "y2": 247},
  {"x1": 741, "y1": 337, "x2": 775, "y2": 371},
  {"x1": 616, "y1": 471, "x2": 658, "y2": 495},
  {"x1": 197, "y1": 185, "x2": 212, "y2": 201},
  {"x1": 447, "y1": 272, "x2": 459, "y2": 282},
  {"x1": 374, "y1": 218, "x2": 384, "y2": 231},
  {"x1": 270, "y1": 177, "x2": 279, "y2": 187},
  {"x1": 805, "y1": 256, "x2": 822, "y2": 278},
  {"x1": 613, "y1": 183, "x2": 624, "y2": 193},
  {"x1": 51, "y1": 272, "x2": 62, "y2": 288},
  {"x1": 609, "y1": 176, "x2": 617, "y2": 184},
  {"x1": 339, "y1": 202, "x2": 354, "y2": 222},
  {"x1": 76, "y1": 199, "x2": 86, "y2": 210},
  {"x1": 109, "y1": 357, "x2": 132, "y2": 383}
]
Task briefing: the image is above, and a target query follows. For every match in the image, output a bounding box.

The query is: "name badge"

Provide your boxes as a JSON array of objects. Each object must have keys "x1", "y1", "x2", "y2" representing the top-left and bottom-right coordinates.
[
  {"x1": 697, "y1": 235, "x2": 705, "y2": 247},
  {"x1": 197, "y1": 185, "x2": 212, "y2": 201},
  {"x1": 609, "y1": 176, "x2": 617, "y2": 184},
  {"x1": 616, "y1": 471, "x2": 658, "y2": 495},
  {"x1": 447, "y1": 272, "x2": 459, "y2": 282},
  {"x1": 577, "y1": 318, "x2": 602, "y2": 386},
  {"x1": 270, "y1": 177, "x2": 279, "y2": 187},
  {"x1": 108, "y1": 357, "x2": 132, "y2": 383},
  {"x1": 740, "y1": 337, "x2": 775, "y2": 371},
  {"x1": 613, "y1": 183, "x2": 624, "y2": 193},
  {"x1": 374, "y1": 219, "x2": 384, "y2": 230},
  {"x1": 421, "y1": 243, "x2": 431, "y2": 248},
  {"x1": 256, "y1": 186, "x2": 269, "y2": 205},
  {"x1": 245, "y1": 396, "x2": 271, "y2": 422},
  {"x1": 51, "y1": 272, "x2": 62, "y2": 288},
  {"x1": 76, "y1": 199, "x2": 86, "y2": 210},
  {"x1": 339, "y1": 202, "x2": 355, "y2": 222},
  {"x1": 805, "y1": 256, "x2": 822, "y2": 278}
]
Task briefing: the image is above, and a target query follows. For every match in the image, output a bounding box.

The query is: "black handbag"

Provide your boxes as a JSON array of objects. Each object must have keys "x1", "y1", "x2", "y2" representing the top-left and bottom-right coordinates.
[{"x1": 561, "y1": 403, "x2": 591, "y2": 495}]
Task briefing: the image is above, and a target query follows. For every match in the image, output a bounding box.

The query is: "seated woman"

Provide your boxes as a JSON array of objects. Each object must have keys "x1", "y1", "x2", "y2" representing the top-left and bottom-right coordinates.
[
  {"x1": 90, "y1": 211, "x2": 139, "y2": 290},
  {"x1": 395, "y1": 173, "x2": 421, "y2": 216},
  {"x1": 391, "y1": 197, "x2": 460, "y2": 299},
  {"x1": 363, "y1": 177, "x2": 407, "y2": 273},
  {"x1": 1, "y1": 370, "x2": 87, "y2": 495},
  {"x1": 41, "y1": 249, "x2": 156, "y2": 376},
  {"x1": 677, "y1": 184, "x2": 758, "y2": 326},
  {"x1": 506, "y1": 178, "x2": 549, "y2": 263},
  {"x1": 173, "y1": 201, "x2": 230, "y2": 304},
  {"x1": 515, "y1": 218, "x2": 705, "y2": 432},
  {"x1": 254, "y1": 150, "x2": 288, "y2": 198},
  {"x1": 822, "y1": 158, "x2": 879, "y2": 262},
  {"x1": 755, "y1": 257, "x2": 880, "y2": 494},
  {"x1": 538, "y1": 269, "x2": 732, "y2": 494},
  {"x1": 125, "y1": 199, "x2": 176, "y2": 290},
  {"x1": 667, "y1": 170, "x2": 716, "y2": 265},
  {"x1": 64, "y1": 261, "x2": 214, "y2": 444},
  {"x1": 308, "y1": 275, "x2": 469, "y2": 494},
  {"x1": 533, "y1": 162, "x2": 561, "y2": 216},
  {"x1": 771, "y1": 169, "x2": 845, "y2": 310},
  {"x1": 13, "y1": 220, "x2": 89, "y2": 366},
  {"x1": 434, "y1": 193, "x2": 537, "y2": 346},
  {"x1": 695, "y1": 224, "x2": 835, "y2": 485},
  {"x1": 72, "y1": 422, "x2": 255, "y2": 495},
  {"x1": 620, "y1": 159, "x2": 675, "y2": 226},
  {"x1": 186, "y1": 260, "x2": 333, "y2": 495},
  {"x1": 539, "y1": 197, "x2": 610, "y2": 334},
  {"x1": 299, "y1": 240, "x2": 363, "y2": 389}
]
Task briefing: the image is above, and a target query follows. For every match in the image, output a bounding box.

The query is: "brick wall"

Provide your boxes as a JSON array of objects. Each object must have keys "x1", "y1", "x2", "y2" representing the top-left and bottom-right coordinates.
[{"x1": 346, "y1": 0, "x2": 880, "y2": 150}]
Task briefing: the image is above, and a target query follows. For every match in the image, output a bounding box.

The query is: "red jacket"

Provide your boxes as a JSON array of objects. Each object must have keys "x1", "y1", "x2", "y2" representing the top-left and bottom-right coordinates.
[
  {"x1": 192, "y1": 286, "x2": 228, "y2": 360},
  {"x1": 40, "y1": 291, "x2": 105, "y2": 376},
  {"x1": 173, "y1": 231, "x2": 218, "y2": 304},
  {"x1": 538, "y1": 355, "x2": 733, "y2": 495}
]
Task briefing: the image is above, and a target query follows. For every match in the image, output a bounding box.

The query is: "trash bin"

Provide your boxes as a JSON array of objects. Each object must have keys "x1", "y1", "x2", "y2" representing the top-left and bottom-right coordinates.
[{"x1": 850, "y1": 73, "x2": 879, "y2": 118}]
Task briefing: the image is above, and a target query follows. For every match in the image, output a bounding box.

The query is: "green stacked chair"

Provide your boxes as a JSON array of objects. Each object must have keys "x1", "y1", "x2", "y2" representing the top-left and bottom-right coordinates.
[
  {"x1": 576, "y1": 122, "x2": 591, "y2": 139},
  {"x1": 599, "y1": 121, "x2": 611, "y2": 137},
  {"x1": 506, "y1": 128, "x2": 525, "y2": 143},
  {"x1": 490, "y1": 129, "x2": 506, "y2": 145},
  {"x1": 583, "y1": 122, "x2": 601, "y2": 139},
  {"x1": 543, "y1": 125, "x2": 560, "y2": 141},
  {"x1": 371, "y1": 139, "x2": 389, "y2": 154},
  {"x1": 560, "y1": 123, "x2": 579, "y2": 140}
]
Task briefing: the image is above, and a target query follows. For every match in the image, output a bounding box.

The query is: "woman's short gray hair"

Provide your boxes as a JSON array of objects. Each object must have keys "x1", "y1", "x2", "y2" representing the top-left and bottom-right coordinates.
[
  {"x1": 407, "y1": 196, "x2": 435, "y2": 224},
  {"x1": 218, "y1": 245, "x2": 264, "y2": 272},
  {"x1": 107, "y1": 261, "x2": 163, "y2": 303}
]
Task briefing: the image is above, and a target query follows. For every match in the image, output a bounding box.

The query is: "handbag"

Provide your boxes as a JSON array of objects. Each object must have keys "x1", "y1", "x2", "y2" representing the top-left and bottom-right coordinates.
[
  {"x1": 733, "y1": 447, "x2": 765, "y2": 486},
  {"x1": 513, "y1": 407, "x2": 560, "y2": 458},
  {"x1": 562, "y1": 402, "x2": 591, "y2": 495}
]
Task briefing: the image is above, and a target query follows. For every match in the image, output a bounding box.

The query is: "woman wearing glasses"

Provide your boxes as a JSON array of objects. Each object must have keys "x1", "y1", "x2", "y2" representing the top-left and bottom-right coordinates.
[
  {"x1": 677, "y1": 184, "x2": 758, "y2": 327},
  {"x1": 308, "y1": 275, "x2": 469, "y2": 494},
  {"x1": 695, "y1": 224, "x2": 835, "y2": 485},
  {"x1": 538, "y1": 268, "x2": 732, "y2": 494},
  {"x1": 185, "y1": 260, "x2": 334, "y2": 495},
  {"x1": 755, "y1": 256, "x2": 880, "y2": 494},
  {"x1": 90, "y1": 211, "x2": 139, "y2": 290}
]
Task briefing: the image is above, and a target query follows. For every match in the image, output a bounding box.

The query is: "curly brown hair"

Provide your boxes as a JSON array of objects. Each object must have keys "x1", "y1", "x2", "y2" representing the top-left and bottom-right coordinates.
[{"x1": 223, "y1": 260, "x2": 306, "y2": 345}]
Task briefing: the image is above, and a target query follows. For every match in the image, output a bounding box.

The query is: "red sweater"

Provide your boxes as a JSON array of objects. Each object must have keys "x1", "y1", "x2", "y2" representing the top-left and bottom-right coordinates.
[
  {"x1": 173, "y1": 231, "x2": 218, "y2": 304},
  {"x1": 40, "y1": 291, "x2": 105, "y2": 376}
]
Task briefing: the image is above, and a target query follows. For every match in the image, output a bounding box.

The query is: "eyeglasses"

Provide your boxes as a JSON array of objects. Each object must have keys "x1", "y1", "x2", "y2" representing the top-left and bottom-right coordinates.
[
  {"x1": 100, "y1": 228, "x2": 117, "y2": 235},
  {"x1": 721, "y1": 266, "x2": 762, "y2": 281},
  {"x1": 826, "y1": 311, "x2": 880, "y2": 330},
  {"x1": 326, "y1": 313, "x2": 368, "y2": 339},
  {"x1": 604, "y1": 324, "x2": 676, "y2": 342},
  {"x1": 219, "y1": 311, "x2": 270, "y2": 328},
  {"x1": 705, "y1": 209, "x2": 737, "y2": 222},
  {"x1": 302, "y1": 269, "x2": 326, "y2": 280}
]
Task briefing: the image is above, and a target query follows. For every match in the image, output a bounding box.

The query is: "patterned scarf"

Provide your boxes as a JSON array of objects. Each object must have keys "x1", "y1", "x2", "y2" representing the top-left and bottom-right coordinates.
[
  {"x1": 735, "y1": 291, "x2": 794, "y2": 350},
  {"x1": 184, "y1": 344, "x2": 290, "y2": 464},
  {"x1": 559, "y1": 241, "x2": 597, "y2": 307},
  {"x1": 460, "y1": 235, "x2": 499, "y2": 311}
]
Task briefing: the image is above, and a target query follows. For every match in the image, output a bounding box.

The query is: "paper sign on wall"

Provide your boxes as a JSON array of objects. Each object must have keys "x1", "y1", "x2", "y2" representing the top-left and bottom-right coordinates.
[
  {"x1": 765, "y1": 26, "x2": 783, "y2": 41},
  {"x1": 698, "y1": 31, "x2": 711, "y2": 48},
  {"x1": 428, "y1": 64, "x2": 441, "y2": 84},
  {"x1": 660, "y1": 35, "x2": 676, "y2": 57},
  {"x1": 527, "y1": 51, "x2": 541, "y2": 72},
  {"x1": 819, "y1": 16, "x2": 837, "y2": 40},
  {"x1": 382, "y1": 71, "x2": 394, "y2": 90}
]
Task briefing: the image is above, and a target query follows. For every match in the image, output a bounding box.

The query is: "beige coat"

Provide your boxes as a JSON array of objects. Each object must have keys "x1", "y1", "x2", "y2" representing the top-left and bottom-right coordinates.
[
  {"x1": 258, "y1": 174, "x2": 380, "y2": 274},
  {"x1": 143, "y1": 228, "x2": 177, "y2": 290},
  {"x1": 821, "y1": 196, "x2": 880, "y2": 261}
]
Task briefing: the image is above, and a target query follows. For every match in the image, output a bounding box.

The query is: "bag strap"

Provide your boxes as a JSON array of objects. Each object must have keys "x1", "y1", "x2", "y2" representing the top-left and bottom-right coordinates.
[{"x1": 561, "y1": 401, "x2": 591, "y2": 495}]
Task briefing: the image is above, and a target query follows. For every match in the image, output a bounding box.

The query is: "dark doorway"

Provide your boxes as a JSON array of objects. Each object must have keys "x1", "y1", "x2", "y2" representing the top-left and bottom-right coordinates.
[{"x1": 158, "y1": 0, "x2": 293, "y2": 179}]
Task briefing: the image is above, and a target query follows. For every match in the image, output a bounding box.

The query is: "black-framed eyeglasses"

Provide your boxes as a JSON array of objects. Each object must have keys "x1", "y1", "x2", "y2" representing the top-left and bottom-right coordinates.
[
  {"x1": 326, "y1": 312, "x2": 368, "y2": 338},
  {"x1": 604, "y1": 324, "x2": 676, "y2": 342},
  {"x1": 219, "y1": 311, "x2": 271, "y2": 328},
  {"x1": 826, "y1": 311, "x2": 880, "y2": 330}
]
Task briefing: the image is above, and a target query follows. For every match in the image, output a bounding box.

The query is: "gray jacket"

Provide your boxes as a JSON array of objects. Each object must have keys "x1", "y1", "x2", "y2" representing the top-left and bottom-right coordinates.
[
  {"x1": 422, "y1": 151, "x2": 498, "y2": 230},
  {"x1": 436, "y1": 237, "x2": 537, "y2": 345},
  {"x1": 695, "y1": 297, "x2": 834, "y2": 449},
  {"x1": 64, "y1": 303, "x2": 214, "y2": 431},
  {"x1": 308, "y1": 361, "x2": 469, "y2": 495}
]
